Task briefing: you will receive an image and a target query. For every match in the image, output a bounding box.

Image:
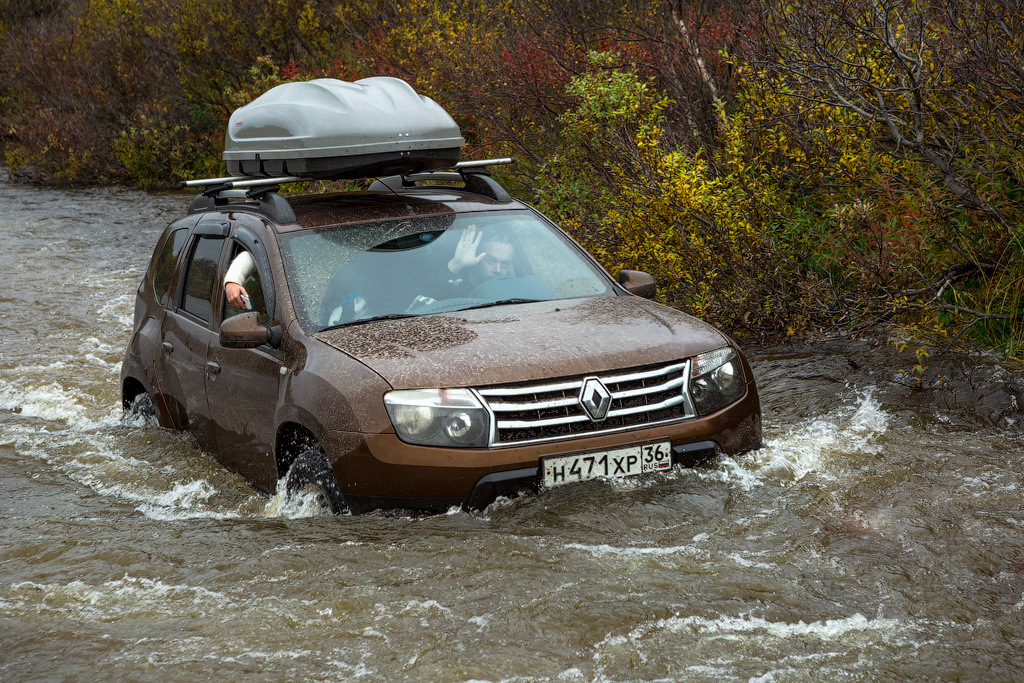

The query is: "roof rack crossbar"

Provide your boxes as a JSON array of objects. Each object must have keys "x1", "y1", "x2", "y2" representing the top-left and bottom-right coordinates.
[
  {"x1": 181, "y1": 175, "x2": 302, "y2": 189},
  {"x1": 187, "y1": 188, "x2": 297, "y2": 224},
  {"x1": 200, "y1": 189, "x2": 251, "y2": 200},
  {"x1": 227, "y1": 176, "x2": 302, "y2": 189},
  {"x1": 454, "y1": 157, "x2": 514, "y2": 170},
  {"x1": 181, "y1": 176, "x2": 247, "y2": 187},
  {"x1": 404, "y1": 172, "x2": 462, "y2": 185}
]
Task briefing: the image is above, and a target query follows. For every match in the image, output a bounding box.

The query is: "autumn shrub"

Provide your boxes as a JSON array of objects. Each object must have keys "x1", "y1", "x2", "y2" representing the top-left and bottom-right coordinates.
[
  {"x1": 1, "y1": 0, "x2": 362, "y2": 184},
  {"x1": 747, "y1": 0, "x2": 1024, "y2": 352},
  {"x1": 113, "y1": 114, "x2": 217, "y2": 190},
  {"x1": 529, "y1": 52, "x2": 793, "y2": 335},
  {"x1": 171, "y1": 0, "x2": 354, "y2": 125}
]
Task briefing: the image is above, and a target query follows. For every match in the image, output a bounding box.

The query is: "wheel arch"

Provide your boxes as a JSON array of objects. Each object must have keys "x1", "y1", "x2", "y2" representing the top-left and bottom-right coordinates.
[
  {"x1": 275, "y1": 421, "x2": 322, "y2": 479},
  {"x1": 121, "y1": 376, "x2": 148, "y2": 411}
]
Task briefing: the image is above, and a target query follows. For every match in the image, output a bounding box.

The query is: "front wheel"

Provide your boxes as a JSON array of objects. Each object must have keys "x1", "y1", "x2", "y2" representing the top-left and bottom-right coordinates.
[
  {"x1": 123, "y1": 392, "x2": 157, "y2": 425},
  {"x1": 285, "y1": 448, "x2": 346, "y2": 515}
]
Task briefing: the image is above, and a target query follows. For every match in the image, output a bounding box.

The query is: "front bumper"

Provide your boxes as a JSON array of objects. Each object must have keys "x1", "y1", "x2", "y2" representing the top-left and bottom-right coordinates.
[{"x1": 323, "y1": 383, "x2": 761, "y2": 513}]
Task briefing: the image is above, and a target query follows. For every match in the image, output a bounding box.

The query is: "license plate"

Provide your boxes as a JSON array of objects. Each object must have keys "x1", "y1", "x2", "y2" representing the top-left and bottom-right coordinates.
[{"x1": 541, "y1": 441, "x2": 672, "y2": 489}]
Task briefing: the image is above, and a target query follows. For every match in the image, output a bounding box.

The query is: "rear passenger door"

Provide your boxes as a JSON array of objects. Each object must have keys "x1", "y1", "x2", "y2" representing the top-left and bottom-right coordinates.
[{"x1": 156, "y1": 219, "x2": 230, "y2": 453}]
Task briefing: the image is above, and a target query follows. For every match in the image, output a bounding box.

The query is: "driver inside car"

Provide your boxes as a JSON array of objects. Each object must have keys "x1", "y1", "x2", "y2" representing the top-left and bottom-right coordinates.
[{"x1": 429, "y1": 225, "x2": 515, "y2": 302}]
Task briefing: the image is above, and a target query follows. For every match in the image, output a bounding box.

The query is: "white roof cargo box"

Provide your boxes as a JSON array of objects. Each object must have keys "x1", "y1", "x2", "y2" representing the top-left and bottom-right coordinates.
[{"x1": 223, "y1": 77, "x2": 465, "y2": 179}]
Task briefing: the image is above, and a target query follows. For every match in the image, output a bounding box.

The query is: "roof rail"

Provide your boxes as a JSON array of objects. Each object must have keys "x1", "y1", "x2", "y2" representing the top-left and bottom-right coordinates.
[
  {"x1": 368, "y1": 157, "x2": 515, "y2": 202},
  {"x1": 180, "y1": 158, "x2": 515, "y2": 220}
]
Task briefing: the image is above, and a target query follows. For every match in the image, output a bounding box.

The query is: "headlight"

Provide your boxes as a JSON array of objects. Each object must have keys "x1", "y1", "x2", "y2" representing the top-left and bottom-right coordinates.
[
  {"x1": 384, "y1": 388, "x2": 490, "y2": 447},
  {"x1": 689, "y1": 347, "x2": 746, "y2": 415}
]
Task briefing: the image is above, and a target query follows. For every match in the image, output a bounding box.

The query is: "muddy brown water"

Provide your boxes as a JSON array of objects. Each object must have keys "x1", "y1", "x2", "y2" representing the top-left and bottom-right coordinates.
[{"x1": 2, "y1": 177, "x2": 1023, "y2": 681}]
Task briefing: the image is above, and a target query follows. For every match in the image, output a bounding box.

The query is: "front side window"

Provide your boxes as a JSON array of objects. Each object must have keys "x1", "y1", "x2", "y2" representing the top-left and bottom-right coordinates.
[
  {"x1": 278, "y1": 210, "x2": 614, "y2": 331},
  {"x1": 181, "y1": 236, "x2": 225, "y2": 323},
  {"x1": 222, "y1": 243, "x2": 270, "y2": 325}
]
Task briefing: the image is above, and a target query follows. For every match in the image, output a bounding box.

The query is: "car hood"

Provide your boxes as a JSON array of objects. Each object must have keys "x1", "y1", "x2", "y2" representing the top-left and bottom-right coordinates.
[{"x1": 313, "y1": 296, "x2": 729, "y2": 389}]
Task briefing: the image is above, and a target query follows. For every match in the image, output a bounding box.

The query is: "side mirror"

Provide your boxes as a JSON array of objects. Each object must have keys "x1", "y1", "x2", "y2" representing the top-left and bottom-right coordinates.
[
  {"x1": 220, "y1": 312, "x2": 282, "y2": 349},
  {"x1": 617, "y1": 270, "x2": 657, "y2": 299}
]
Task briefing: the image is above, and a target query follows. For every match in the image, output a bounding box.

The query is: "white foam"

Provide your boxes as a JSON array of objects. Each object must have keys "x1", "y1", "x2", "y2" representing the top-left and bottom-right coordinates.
[
  {"x1": 565, "y1": 542, "x2": 778, "y2": 572},
  {"x1": 96, "y1": 293, "x2": 134, "y2": 325},
  {"x1": 9, "y1": 576, "x2": 234, "y2": 618},
  {"x1": 136, "y1": 480, "x2": 246, "y2": 521},
  {"x1": 565, "y1": 543, "x2": 700, "y2": 558},
  {"x1": 0, "y1": 380, "x2": 94, "y2": 427},
  {"x1": 398, "y1": 599, "x2": 455, "y2": 618},
  {"x1": 321, "y1": 659, "x2": 375, "y2": 679},
  {"x1": 634, "y1": 612, "x2": 901, "y2": 641},
  {"x1": 725, "y1": 553, "x2": 775, "y2": 569},
  {"x1": 0, "y1": 360, "x2": 68, "y2": 374},
  {"x1": 7, "y1": 417, "x2": 259, "y2": 521},
  {"x1": 80, "y1": 336, "x2": 116, "y2": 355},
  {"x1": 749, "y1": 667, "x2": 801, "y2": 682},
  {"x1": 469, "y1": 614, "x2": 491, "y2": 630}
]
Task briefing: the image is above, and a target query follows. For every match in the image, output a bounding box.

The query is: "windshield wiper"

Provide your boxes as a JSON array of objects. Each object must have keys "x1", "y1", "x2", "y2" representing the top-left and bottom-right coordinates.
[
  {"x1": 319, "y1": 299, "x2": 545, "y2": 331},
  {"x1": 319, "y1": 312, "x2": 418, "y2": 331},
  {"x1": 458, "y1": 298, "x2": 545, "y2": 311}
]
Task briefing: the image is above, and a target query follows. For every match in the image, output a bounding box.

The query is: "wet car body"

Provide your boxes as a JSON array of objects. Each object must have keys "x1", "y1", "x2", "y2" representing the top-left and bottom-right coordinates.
[{"x1": 121, "y1": 179, "x2": 762, "y2": 513}]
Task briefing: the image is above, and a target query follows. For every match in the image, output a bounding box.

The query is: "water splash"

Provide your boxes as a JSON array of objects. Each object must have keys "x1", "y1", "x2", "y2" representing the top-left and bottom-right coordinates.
[
  {"x1": 260, "y1": 478, "x2": 338, "y2": 519},
  {"x1": 721, "y1": 390, "x2": 890, "y2": 489}
]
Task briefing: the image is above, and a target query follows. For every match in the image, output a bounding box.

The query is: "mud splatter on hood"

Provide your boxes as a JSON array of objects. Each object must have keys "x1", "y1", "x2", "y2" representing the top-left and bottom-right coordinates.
[{"x1": 313, "y1": 296, "x2": 728, "y2": 389}]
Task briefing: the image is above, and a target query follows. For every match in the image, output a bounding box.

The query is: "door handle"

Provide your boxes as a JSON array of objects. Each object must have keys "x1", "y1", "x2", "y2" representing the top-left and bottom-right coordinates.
[
  {"x1": 206, "y1": 361, "x2": 221, "y2": 375},
  {"x1": 162, "y1": 341, "x2": 173, "y2": 353}
]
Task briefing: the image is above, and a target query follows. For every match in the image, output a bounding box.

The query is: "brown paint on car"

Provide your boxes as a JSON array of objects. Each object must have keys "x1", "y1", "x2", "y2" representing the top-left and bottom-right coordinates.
[{"x1": 121, "y1": 182, "x2": 762, "y2": 513}]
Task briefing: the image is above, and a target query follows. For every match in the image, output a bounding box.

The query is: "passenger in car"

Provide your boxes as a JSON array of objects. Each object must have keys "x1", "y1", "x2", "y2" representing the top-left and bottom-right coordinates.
[
  {"x1": 224, "y1": 250, "x2": 256, "y2": 310},
  {"x1": 320, "y1": 266, "x2": 371, "y2": 327}
]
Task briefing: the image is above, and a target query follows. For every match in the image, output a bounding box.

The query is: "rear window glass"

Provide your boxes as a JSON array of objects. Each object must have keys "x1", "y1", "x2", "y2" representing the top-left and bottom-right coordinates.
[{"x1": 153, "y1": 228, "x2": 188, "y2": 305}]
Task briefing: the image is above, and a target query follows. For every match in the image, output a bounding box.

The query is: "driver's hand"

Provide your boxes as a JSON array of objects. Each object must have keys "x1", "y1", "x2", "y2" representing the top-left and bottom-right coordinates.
[
  {"x1": 225, "y1": 282, "x2": 249, "y2": 309},
  {"x1": 447, "y1": 225, "x2": 485, "y2": 274}
]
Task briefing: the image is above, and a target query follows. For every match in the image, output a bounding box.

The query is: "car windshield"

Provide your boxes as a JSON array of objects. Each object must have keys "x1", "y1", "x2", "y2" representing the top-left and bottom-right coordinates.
[{"x1": 278, "y1": 209, "x2": 615, "y2": 331}]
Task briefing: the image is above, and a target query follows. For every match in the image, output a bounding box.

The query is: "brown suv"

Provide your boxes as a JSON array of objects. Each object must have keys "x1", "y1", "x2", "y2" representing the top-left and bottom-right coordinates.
[{"x1": 120, "y1": 165, "x2": 762, "y2": 514}]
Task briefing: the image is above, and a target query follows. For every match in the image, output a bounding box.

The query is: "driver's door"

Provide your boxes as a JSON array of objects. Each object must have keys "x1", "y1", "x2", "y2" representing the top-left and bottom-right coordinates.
[{"x1": 205, "y1": 225, "x2": 284, "y2": 492}]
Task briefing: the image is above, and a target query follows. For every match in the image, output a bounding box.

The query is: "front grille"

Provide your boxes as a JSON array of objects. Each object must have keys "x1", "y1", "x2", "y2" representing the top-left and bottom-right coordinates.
[{"x1": 475, "y1": 360, "x2": 695, "y2": 446}]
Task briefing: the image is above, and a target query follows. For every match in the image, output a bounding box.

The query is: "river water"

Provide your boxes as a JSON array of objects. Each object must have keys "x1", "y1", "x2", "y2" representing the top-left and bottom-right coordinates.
[{"x1": 2, "y1": 177, "x2": 1023, "y2": 682}]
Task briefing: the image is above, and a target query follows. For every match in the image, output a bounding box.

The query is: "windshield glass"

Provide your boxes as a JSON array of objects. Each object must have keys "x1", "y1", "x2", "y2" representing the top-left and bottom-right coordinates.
[{"x1": 278, "y1": 210, "x2": 615, "y2": 331}]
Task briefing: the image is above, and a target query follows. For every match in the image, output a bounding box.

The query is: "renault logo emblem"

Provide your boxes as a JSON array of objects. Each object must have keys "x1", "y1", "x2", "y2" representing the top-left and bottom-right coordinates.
[{"x1": 579, "y1": 377, "x2": 612, "y2": 422}]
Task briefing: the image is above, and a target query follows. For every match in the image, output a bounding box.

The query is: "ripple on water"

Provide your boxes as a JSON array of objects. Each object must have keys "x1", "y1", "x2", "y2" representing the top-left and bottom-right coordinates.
[{"x1": 0, "y1": 379, "x2": 312, "y2": 521}]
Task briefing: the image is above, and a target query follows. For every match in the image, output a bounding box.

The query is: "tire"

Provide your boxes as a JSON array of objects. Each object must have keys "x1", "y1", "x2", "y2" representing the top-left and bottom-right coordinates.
[
  {"x1": 285, "y1": 448, "x2": 346, "y2": 515},
  {"x1": 123, "y1": 392, "x2": 157, "y2": 424}
]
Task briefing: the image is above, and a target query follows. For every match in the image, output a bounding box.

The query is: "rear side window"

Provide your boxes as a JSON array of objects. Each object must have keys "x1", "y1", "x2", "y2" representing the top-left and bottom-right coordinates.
[
  {"x1": 153, "y1": 228, "x2": 188, "y2": 305},
  {"x1": 181, "y1": 236, "x2": 225, "y2": 323}
]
